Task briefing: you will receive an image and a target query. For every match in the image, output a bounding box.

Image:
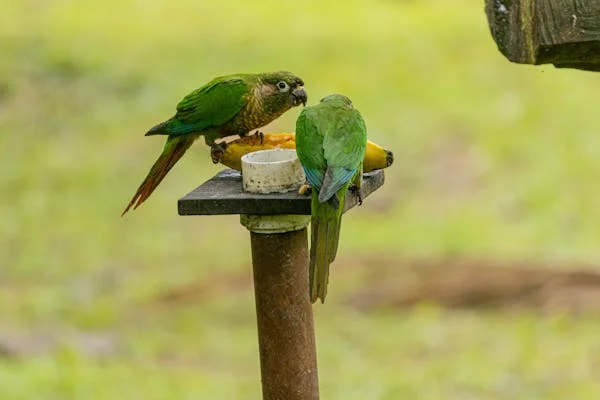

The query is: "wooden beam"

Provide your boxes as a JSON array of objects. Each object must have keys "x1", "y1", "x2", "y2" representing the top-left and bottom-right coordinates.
[{"x1": 485, "y1": 0, "x2": 600, "y2": 71}]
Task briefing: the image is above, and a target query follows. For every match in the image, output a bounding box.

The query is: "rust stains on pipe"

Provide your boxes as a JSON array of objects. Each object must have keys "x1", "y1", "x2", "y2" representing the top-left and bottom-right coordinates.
[{"x1": 250, "y1": 228, "x2": 319, "y2": 400}]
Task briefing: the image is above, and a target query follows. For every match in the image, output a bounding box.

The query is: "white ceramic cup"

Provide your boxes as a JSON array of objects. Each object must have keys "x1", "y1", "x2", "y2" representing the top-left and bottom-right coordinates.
[{"x1": 241, "y1": 149, "x2": 306, "y2": 194}]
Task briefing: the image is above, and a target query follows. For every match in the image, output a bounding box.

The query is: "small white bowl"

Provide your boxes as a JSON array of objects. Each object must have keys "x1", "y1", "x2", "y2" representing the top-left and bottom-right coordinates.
[{"x1": 241, "y1": 149, "x2": 306, "y2": 194}]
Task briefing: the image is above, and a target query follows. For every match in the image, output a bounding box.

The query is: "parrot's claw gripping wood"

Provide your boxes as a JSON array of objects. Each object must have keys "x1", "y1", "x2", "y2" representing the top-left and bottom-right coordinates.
[
  {"x1": 210, "y1": 142, "x2": 228, "y2": 164},
  {"x1": 253, "y1": 130, "x2": 265, "y2": 144},
  {"x1": 349, "y1": 184, "x2": 363, "y2": 206},
  {"x1": 298, "y1": 183, "x2": 312, "y2": 195}
]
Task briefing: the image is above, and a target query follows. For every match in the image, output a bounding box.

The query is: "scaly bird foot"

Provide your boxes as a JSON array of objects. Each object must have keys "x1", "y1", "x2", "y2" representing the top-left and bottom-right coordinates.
[
  {"x1": 210, "y1": 141, "x2": 228, "y2": 164},
  {"x1": 349, "y1": 184, "x2": 363, "y2": 206},
  {"x1": 252, "y1": 130, "x2": 265, "y2": 145},
  {"x1": 298, "y1": 183, "x2": 312, "y2": 195}
]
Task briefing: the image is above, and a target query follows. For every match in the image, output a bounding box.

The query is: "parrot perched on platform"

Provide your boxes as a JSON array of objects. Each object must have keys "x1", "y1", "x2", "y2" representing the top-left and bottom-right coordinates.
[
  {"x1": 295, "y1": 94, "x2": 367, "y2": 303},
  {"x1": 122, "y1": 71, "x2": 307, "y2": 216}
]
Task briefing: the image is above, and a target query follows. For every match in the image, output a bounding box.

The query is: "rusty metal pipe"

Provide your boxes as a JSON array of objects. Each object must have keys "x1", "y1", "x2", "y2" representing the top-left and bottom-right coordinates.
[{"x1": 249, "y1": 228, "x2": 319, "y2": 400}]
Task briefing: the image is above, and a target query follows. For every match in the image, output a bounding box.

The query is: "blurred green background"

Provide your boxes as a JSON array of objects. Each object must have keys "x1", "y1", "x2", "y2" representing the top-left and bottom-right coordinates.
[{"x1": 2, "y1": 0, "x2": 600, "y2": 398}]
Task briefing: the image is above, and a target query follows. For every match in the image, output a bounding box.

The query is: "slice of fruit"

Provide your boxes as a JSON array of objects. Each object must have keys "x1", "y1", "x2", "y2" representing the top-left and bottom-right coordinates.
[{"x1": 211, "y1": 132, "x2": 393, "y2": 173}]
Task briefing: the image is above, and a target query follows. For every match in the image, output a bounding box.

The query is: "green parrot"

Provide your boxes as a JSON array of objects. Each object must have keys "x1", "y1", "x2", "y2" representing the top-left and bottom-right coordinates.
[
  {"x1": 123, "y1": 71, "x2": 307, "y2": 215},
  {"x1": 295, "y1": 94, "x2": 367, "y2": 303}
]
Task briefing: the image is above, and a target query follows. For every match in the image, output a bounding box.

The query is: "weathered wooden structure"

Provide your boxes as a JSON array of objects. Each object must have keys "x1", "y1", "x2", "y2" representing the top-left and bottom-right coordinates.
[
  {"x1": 179, "y1": 169, "x2": 385, "y2": 400},
  {"x1": 485, "y1": 0, "x2": 600, "y2": 71}
]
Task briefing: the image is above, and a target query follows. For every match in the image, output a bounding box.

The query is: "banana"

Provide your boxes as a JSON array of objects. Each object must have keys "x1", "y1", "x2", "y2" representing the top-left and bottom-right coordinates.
[
  {"x1": 363, "y1": 137, "x2": 394, "y2": 173},
  {"x1": 211, "y1": 132, "x2": 393, "y2": 173}
]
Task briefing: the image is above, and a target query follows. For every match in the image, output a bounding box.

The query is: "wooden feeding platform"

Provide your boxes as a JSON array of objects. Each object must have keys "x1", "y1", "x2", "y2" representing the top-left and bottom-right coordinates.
[{"x1": 178, "y1": 169, "x2": 385, "y2": 216}]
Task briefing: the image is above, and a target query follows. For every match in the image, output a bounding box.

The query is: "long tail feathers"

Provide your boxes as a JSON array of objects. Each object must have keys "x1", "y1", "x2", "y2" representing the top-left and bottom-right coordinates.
[
  {"x1": 309, "y1": 192, "x2": 344, "y2": 303},
  {"x1": 122, "y1": 135, "x2": 195, "y2": 216}
]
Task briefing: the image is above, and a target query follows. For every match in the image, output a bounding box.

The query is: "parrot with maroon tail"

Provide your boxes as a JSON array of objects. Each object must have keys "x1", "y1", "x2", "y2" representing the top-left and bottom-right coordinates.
[
  {"x1": 295, "y1": 94, "x2": 367, "y2": 303},
  {"x1": 122, "y1": 71, "x2": 307, "y2": 216}
]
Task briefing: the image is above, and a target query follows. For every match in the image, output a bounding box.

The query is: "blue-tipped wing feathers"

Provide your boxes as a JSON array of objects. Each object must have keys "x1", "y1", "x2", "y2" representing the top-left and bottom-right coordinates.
[
  {"x1": 302, "y1": 167, "x2": 324, "y2": 192},
  {"x1": 318, "y1": 166, "x2": 356, "y2": 203}
]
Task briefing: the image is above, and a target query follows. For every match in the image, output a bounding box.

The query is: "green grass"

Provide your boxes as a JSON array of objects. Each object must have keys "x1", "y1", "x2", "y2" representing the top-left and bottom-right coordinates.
[{"x1": 2, "y1": 0, "x2": 600, "y2": 398}]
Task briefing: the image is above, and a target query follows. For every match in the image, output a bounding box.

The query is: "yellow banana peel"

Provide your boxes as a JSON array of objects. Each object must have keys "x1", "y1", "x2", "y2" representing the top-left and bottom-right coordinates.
[{"x1": 211, "y1": 132, "x2": 393, "y2": 173}]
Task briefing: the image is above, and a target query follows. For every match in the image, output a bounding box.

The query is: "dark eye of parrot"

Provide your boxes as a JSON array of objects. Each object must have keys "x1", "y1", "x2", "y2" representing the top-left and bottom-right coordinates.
[{"x1": 276, "y1": 81, "x2": 290, "y2": 92}]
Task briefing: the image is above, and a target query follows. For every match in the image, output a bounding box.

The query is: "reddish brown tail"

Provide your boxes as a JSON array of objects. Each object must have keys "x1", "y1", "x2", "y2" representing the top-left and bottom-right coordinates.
[{"x1": 122, "y1": 135, "x2": 195, "y2": 216}]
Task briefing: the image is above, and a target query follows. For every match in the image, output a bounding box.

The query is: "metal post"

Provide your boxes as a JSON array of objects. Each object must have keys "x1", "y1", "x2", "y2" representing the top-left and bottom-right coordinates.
[
  {"x1": 238, "y1": 150, "x2": 319, "y2": 399},
  {"x1": 249, "y1": 228, "x2": 319, "y2": 400},
  {"x1": 240, "y1": 213, "x2": 319, "y2": 400}
]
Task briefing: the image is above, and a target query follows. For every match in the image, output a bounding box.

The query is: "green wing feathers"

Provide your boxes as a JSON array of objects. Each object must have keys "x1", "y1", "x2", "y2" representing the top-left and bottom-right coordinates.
[
  {"x1": 322, "y1": 112, "x2": 367, "y2": 175},
  {"x1": 174, "y1": 77, "x2": 250, "y2": 127},
  {"x1": 145, "y1": 78, "x2": 250, "y2": 137}
]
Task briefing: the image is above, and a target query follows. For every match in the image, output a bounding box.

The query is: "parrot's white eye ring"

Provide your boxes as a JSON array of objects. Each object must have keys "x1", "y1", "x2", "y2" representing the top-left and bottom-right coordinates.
[{"x1": 277, "y1": 81, "x2": 290, "y2": 92}]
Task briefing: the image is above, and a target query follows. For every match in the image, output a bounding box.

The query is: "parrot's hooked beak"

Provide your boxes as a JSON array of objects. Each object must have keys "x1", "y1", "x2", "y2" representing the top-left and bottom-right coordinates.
[{"x1": 291, "y1": 87, "x2": 307, "y2": 106}]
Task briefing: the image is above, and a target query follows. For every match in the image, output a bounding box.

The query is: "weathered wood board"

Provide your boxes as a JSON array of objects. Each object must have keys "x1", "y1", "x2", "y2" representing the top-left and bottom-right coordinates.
[
  {"x1": 485, "y1": 0, "x2": 600, "y2": 71},
  {"x1": 178, "y1": 169, "x2": 385, "y2": 216}
]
